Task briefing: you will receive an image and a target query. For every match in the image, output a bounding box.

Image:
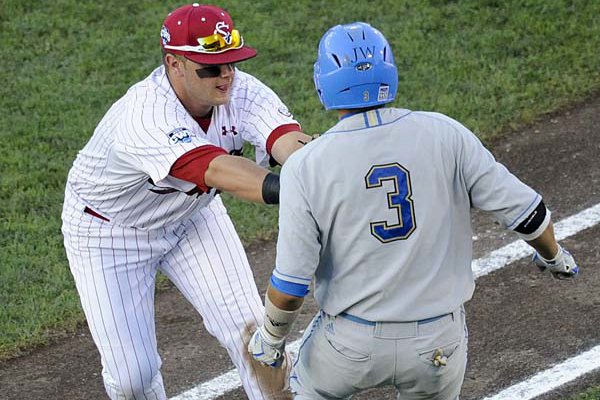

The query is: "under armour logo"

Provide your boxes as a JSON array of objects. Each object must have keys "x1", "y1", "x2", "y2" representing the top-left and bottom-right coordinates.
[{"x1": 222, "y1": 125, "x2": 238, "y2": 136}]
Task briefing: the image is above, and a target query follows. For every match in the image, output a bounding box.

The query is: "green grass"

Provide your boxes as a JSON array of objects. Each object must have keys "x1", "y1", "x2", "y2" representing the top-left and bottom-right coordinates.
[
  {"x1": 571, "y1": 386, "x2": 600, "y2": 400},
  {"x1": 1, "y1": 0, "x2": 599, "y2": 373}
]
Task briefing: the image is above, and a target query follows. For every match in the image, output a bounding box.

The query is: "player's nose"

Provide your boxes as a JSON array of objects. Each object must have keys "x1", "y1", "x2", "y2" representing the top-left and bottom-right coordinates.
[{"x1": 220, "y1": 63, "x2": 234, "y2": 77}]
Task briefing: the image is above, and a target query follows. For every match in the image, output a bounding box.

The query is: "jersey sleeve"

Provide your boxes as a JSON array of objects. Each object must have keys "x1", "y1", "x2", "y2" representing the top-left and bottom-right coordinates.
[
  {"x1": 170, "y1": 145, "x2": 228, "y2": 193},
  {"x1": 452, "y1": 118, "x2": 543, "y2": 230},
  {"x1": 233, "y1": 72, "x2": 301, "y2": 166},
  {"x1": 271, "y1": 153, "x2": 319, "y2": 297},
  {"x1": 115, "y1": 123, "x2": 216, "y2": 191}
]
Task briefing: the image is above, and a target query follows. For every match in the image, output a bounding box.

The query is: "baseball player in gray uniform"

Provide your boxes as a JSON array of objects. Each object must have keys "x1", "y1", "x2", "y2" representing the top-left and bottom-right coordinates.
[
  {"x1": 61, "y1": 4, "x2": 312, "y2": 399},
  {"x1": 248, "y1": 22, "x2": 579, "y2": 399}
]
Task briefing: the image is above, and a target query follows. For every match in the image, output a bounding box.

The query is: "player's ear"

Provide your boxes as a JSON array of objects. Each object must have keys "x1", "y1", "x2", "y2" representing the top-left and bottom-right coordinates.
[{"x1": 164, "y1": 53, "x2": 186, "y2": 77}]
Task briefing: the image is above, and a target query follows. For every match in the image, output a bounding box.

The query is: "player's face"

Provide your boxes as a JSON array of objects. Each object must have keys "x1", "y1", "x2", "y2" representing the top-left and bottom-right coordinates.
[{"x1": 183, "y1": 60, "x2": 235, "y2": 107}]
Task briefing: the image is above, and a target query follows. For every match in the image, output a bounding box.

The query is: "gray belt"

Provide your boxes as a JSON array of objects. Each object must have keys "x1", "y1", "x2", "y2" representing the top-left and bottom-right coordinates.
[{"x1": 330, "y1": 310, "x2": 458, "y2": 339}]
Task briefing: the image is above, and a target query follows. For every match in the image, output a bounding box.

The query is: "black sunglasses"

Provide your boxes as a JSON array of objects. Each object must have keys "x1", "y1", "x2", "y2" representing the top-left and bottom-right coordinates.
[{"x1": 195, "y1": 64, "x2": 234, "y2": 79}]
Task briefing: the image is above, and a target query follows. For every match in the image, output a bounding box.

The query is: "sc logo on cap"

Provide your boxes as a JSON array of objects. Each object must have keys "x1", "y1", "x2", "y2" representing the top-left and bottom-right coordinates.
[{"x1": 215, "y1": 21, "x2": 232, "y2": 45}]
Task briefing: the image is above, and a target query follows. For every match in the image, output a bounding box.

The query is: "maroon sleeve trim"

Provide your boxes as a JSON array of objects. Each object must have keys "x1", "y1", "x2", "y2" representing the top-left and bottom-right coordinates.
[
  {"x1": 265, "y1": 123, "x2": 302, "y2": 155},
  {"x1": 170, "y1": 145, "x2": 228, "y2": 193}
]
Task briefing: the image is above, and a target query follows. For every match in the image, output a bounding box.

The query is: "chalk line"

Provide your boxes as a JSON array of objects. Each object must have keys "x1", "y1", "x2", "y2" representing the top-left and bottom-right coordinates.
[{"x1": 483, "y1": 344, "x2": 600, "y2": 400}]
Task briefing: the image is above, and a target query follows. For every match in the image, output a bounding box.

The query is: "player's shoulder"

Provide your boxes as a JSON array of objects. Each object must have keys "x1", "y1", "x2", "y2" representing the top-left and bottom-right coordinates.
[
  {"x1": 402, "y1": 110, "x2": 479, "y2": 147},
  {"x1": 410, "y1": 110, "x2": 470, "y2": 133},
  {"x1": 407, "y1": 110, "x2": 454, "y2": 126},
  {"x1": 110, "y1": 67, "x2": 199, "y2": 143},
  {"x1": 232, "y1": 69, "x2": 265, "y2": 91},
  {"x1": 121, "y1": 66, "x2": 174, "y2": 112},
  {"x1": 230, "y1": 68, "x2": 279, "y2": 100},
  {"x1": 125, "y1": 66, "x2": 167, "y2": 93}
]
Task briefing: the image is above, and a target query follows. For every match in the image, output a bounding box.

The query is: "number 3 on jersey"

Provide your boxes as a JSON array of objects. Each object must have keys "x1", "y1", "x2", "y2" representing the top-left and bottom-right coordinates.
[{"x1": 365, "y1": 163, "x2": 416, "y2": 243}]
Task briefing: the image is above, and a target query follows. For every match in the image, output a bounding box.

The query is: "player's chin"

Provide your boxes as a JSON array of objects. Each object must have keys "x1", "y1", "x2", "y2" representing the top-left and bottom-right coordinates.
[{"x1": 212, "y1": 87, "x2": 231, "y2": 105}]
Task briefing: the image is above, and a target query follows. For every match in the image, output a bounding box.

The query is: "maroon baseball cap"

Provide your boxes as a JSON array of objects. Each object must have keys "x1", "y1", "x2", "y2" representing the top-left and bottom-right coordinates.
[{"x1": 160, "y1": 4, "x2": 257, "y2": 65}]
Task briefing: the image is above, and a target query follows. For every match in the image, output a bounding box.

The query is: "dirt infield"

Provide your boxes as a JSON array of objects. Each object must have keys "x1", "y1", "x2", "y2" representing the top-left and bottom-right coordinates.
[{"x1": 1, "y1": 95, "x2": 599, "y2": 399}]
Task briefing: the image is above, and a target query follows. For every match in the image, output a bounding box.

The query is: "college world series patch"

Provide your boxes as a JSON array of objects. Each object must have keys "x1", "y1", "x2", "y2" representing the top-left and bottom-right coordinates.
[{"x1": 168, "y1": 127, "x2": 193, "y2": 145}]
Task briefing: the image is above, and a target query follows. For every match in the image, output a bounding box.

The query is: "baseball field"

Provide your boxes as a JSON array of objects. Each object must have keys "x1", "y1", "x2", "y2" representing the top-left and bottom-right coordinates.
[{"x1": 1, "y1": 0, "x2": 600, "y2": 398}]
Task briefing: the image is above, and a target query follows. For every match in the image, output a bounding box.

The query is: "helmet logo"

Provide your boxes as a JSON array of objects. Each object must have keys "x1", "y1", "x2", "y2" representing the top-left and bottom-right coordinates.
[
  {"x1": 356, "y1": 62, "x2": 372, "y2": 71},
  {"x1": 215, "y1": 21, "x2": 232, "y2": 45},
  {"x1": 351, "y1": 46, "x2": 375, "y2": 62}
]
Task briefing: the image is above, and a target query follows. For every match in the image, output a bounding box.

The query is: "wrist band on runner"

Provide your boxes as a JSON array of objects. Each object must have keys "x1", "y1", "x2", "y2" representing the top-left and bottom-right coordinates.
[{"x1": 263, "y1": 294, "x2": 300, "y2": 340}]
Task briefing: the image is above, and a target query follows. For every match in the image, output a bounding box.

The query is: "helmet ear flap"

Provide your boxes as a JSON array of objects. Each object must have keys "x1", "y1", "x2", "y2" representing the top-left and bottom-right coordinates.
[{"x1": 313, "y1": 22, "x2": 398, "y2": 110}]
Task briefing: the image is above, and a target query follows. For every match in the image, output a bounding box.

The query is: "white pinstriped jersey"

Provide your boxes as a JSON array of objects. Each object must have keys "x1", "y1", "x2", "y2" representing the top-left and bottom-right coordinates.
[
  {"x1": 273, "y1": 108, "x2": 546, "y2": 322},
  {"x1": 66, "y1": 66, "x2": 298, "y2": 230}
]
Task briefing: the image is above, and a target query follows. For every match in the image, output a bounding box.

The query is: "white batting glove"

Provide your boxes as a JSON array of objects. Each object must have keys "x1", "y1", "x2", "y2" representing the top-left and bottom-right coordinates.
[
  {"x1": 248, "y1": 326, "x2": 285, "y2": 368},
  {"x1": 532, "y1": 245, "x2": 579, "y2": 280}
]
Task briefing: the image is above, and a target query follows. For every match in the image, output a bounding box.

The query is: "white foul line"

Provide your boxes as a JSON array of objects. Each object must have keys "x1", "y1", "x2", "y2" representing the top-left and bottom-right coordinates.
[
  {"x1": 482, "y1": 345, "x2": 600, "y2": 400},
  {"x1": 171, "y1": 202, "x2": 600, "y2": 400},
  {"x1": 171, "y1": 340, "x2": 302, "y2": 400}
]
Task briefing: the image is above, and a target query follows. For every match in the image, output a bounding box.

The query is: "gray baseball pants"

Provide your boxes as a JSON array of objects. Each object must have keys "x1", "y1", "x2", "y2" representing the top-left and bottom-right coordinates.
[{"x1": 290, "y1": 307, "x2": 468, "y2": 399}]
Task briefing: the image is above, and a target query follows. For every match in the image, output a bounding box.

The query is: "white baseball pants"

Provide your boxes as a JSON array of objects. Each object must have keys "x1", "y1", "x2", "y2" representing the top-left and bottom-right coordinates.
[
  {"x1": 62, "y1": 190, "x2": 285, "y2": 399},
  {"x1": 290, "y1": 307, "x2": 468, "y2": 399}
]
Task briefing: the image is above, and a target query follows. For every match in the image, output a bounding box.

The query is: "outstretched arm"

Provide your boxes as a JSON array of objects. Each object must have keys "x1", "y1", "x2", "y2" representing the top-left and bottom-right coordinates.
[
  {"x1": 170, "y1": 146, "x2": 280, "y2": 204},
  {"x1": 204, "y1": 155, "x2": 279, "y2": 204}
]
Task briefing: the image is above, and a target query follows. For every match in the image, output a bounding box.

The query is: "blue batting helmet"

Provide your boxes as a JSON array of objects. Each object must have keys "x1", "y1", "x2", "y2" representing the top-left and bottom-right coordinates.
[{"x1": 314, "y1": 22, "x2": 398, "y2": 110}]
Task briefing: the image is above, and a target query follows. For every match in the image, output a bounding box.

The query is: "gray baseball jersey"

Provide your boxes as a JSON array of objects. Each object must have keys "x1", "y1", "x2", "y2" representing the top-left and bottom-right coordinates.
[
  {"x1": 272, "y1": 107, "x2": 547, "y2": 322},
  {"x1": 67, "y1": 65, "x2": 298, "y2": 230}
]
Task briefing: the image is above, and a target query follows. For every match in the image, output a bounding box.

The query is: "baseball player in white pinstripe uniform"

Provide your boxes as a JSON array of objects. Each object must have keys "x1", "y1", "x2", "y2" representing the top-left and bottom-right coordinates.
[
  {"x1": 61, "y1": 4, "x2": 312, "y2": 399},
  {"x1": 248, "y1": 22, "x2": 579, "y2": 399}
]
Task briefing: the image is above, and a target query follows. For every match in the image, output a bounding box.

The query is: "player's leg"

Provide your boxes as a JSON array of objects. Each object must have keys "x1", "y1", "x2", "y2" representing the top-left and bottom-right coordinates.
[
  {"x1": 290, "y1": 313, "x2": 388, "y2": 399},
  {"x1": 394, "y1": 307, "x2": 468, "y2": 400},
  {"x1": 62, "y1": 206, "x2": 166, "y2": 399},
  {"x1": 160, "y1": 197, "x2": 289, "y2": 400}
]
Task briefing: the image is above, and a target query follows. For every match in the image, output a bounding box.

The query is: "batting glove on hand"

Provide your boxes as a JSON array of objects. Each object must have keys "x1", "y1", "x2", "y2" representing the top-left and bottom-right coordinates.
[
  {"x1": 248, "y1": 326, "x2": 285, "y2": 368},
  {"x1": 533, "y1": 245, "x2": 579, "y2": 280}
]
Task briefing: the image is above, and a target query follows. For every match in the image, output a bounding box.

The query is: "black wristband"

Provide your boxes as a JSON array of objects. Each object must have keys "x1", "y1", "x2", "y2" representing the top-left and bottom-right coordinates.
[{"x1": 262, "y1": 172, "x2": 280, "y2": 204}]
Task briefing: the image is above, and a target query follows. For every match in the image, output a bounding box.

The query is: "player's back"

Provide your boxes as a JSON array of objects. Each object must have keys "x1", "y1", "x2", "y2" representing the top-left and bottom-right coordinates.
[{"x1": 281, "y1": 107, "x2": 477, "y2": 321}]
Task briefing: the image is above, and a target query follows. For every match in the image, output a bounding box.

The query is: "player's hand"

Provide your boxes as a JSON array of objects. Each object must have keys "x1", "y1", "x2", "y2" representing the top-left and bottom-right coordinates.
[
  {"x1": 532, "y1": 245, "x2": 579, "y2": 280},
  {"x1": 248, "y1": 326, "x2": 285, "y2": 368}
]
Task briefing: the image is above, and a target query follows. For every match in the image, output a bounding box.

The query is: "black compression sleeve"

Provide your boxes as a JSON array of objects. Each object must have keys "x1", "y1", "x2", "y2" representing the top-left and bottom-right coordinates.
[
  {"x1": 262, "y1": 172, "x2": 280, "y2": 204},
  {"x1": 514, "y1": 200, "x2": 547, "y2": 235}
]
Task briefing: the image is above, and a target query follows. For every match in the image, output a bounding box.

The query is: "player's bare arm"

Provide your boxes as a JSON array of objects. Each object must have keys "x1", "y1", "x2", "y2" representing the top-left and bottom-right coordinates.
[
  {"x1": 204, "y1": 154, "x2": 277, "y2": 204},
  {"x1": 270, "y1": 130, "x2": 314, "y2": 164},
  {"x1": 526, "y1": 220, "x2": 559, "y2": 259},
  {"x1": 267, "y1": 283, "x2": 304, "y2": 311}
]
